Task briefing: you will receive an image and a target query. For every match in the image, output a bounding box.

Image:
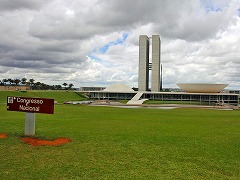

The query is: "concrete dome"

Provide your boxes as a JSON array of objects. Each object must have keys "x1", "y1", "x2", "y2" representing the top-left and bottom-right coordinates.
[
  {"x1": 177, "y1": 83, "x2": 228, "y2": 93},
  {"x1": 103, "y1": 84, "x2": 134, "y2": 92}
]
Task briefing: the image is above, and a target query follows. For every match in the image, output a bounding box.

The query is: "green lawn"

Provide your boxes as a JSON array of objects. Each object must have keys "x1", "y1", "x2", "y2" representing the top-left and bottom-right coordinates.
[
  {"x1": 0, "y1": 103, "x2": 240, "y2": 179},
  {"x1": 0, "y1": 90, "x2": 86, "y2": 103},
  {"x1": 144, "y1": 100, "x2": 213, "y2": 105}
]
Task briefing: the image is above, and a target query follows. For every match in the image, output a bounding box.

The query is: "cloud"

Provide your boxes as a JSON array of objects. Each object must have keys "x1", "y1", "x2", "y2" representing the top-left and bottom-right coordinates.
[
  {"x1": 0, "y1": 0, "x2": 239, "y2": 89},
  {"x1": 0, "y1": 0, "x2": 49, "y2": 11}
]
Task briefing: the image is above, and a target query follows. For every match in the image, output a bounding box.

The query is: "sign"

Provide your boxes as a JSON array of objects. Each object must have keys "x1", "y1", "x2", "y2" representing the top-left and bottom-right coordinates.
[{"x1": 7, "y1": 96, "x2": 54, "y2": 114}]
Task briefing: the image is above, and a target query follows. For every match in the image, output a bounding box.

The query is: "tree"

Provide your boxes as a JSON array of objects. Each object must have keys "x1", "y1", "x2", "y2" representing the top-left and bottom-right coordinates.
[
  {"x1": 54, "y1": 85, "x2": 62, "y2": 90},
  {"x1": 29, "y1": 78, "x2": 35, "y2": 89},
  {"x1": 34, "y1": 82, "x2": 41, "y2": 90},
  {"x1": 40, "y1": 83, "x2": 48, "y2": 90},
  {"x1": 8, "y1": 78, "x2": 13, "y2": 85},
  {"x1": 62, "y1": 83, "x2": 68, "y2": 89},
  {"x1": 21, "y1": 78, "x2": 27, "y2": 85},
  {"x1": 14, "y1": 79, "x2": 21, "y2": 86},
  {"x1": 3, "y1": 79, "x2": 8, "y2": 85},
  {"x1": 68, "y1": 83, "x2": 74, "y2": 89},
  {"x1": 0, "y1": 77, "x2": 70, "y2": 90}
]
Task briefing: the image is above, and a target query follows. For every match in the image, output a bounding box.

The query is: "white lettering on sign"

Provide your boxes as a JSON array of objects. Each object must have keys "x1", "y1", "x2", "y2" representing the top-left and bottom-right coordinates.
[
  {"x1": 7, "y1": 96, "x2": 54, "y2": 114},
  {"x1": 17, "y1": 97, "x2": 44, "y2": 106},
  {"x1": 19, "y1": 105, "x2": 40, "y2": 112}
]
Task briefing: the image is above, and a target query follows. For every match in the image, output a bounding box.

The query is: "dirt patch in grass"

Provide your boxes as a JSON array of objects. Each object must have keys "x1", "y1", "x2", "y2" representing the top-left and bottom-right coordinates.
[
  {"x1": 21, "y1": 137, "x2": 71, "y2": 146},
  {"x1": 0, "y1": 133, "x2": 7, "y2": 138}
]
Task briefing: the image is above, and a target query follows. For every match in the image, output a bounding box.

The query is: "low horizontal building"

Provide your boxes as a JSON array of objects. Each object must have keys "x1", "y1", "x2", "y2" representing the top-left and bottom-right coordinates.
[
  {"x1": 84, "y1": 84, "x2": 239, "y2": 106},
  {"x1": 0, "y1": 85, "x2": 30, "y2": 91},
  {"x1": 88, "y1": 91, "x2": 238, "y2": 106},
  {"x1": 229, "y1": 90, "x2": 240, "y2": 94},
  {"x1": 80, "y1": 86, "x2": 106, "y2": 91}
]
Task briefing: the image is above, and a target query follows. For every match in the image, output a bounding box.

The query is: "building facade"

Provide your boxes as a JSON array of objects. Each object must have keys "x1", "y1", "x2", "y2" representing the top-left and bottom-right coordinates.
[
  {"x1": 0, "y1": 85, "x2": 30, "y2": 91},
  {"x1": 138, "y1": 35, "x2": 150, "y2": 91},
  {"x1": 151, "y1": 35, "x2": 161, "y2": 92},
  {"x1": 88, "y1": 91, "x2": 239, "y2": 106},
  {"x1": 138, "y1": 35, "x2": 161, "y2": 92},
  {"x1": 86, "y1": 34, "x2": 239, "y2": 107}
]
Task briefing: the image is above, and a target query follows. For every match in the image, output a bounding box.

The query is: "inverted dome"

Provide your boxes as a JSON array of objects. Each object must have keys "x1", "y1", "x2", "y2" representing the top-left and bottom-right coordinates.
[
  {"x1": 177, "y1": 83, "x2": 228, "y2": 93},
  {"x1": 103, "y1": 84, "x2": 134, "y2": 92}
]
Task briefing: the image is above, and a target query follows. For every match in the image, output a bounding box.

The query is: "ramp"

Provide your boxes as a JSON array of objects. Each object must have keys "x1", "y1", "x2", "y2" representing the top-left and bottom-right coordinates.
[
  {"x1": 127, "y1": 92, "x2": 148, "y2": 105},
  {"x1": 131, "y1": 92, "x2": 143, "y2": 101}
]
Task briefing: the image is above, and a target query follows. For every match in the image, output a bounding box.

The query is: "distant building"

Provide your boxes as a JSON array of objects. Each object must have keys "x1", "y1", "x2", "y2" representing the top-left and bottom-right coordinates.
[
  {"x1": 80, "y1": 87, "x2": 106, "y2": 91},
  {"x1": 229, "y1": 90, "x2": 240, "y2": 94},
  {"x1": 86, "y1": 84, "x2": 239, "y2": 106},
  {"x1": 138, "y1": 35, "x2": 161, "y2": 92},
  {"x1": 138, "y1": 35, "x2": 150, "y2": 91},
  {"x1": 0, "y1": 85, "x2": 30, "y2": 91},
  {"x1": 88, "y1": 87, "x2": 239, "y2": 106},
  {"x1": 151, "y1": 35, "x2": 161, "y2": 92}
]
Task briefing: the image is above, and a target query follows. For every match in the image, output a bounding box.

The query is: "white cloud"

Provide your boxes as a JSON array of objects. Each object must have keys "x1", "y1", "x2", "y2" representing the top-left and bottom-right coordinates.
[{"x1": 0, "y1": 0, "x2": 239, "y2": 90}]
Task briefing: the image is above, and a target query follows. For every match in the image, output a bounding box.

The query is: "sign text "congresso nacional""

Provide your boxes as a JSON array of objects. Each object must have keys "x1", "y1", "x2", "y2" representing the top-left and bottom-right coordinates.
[{"x1": 7, "y1": 96, "x2": 54, "y2": 114}]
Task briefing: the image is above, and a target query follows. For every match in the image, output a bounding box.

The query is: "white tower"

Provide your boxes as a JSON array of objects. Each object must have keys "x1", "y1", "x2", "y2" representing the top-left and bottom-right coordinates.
[{"x1": 138, "y1": 35, "x2": 161, "y2": 92}]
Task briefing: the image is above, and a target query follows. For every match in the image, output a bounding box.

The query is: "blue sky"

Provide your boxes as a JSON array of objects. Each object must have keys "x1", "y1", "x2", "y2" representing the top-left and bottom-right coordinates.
[
  {"x1": 202, "y1": 0, "x2": 224, "y2": 12},
  {"x1": 88, "y1": 32, "x2": 129, "y2": 62},
  {"x1": 98, "y1": 33, "x2": 129, "y2": 54}
]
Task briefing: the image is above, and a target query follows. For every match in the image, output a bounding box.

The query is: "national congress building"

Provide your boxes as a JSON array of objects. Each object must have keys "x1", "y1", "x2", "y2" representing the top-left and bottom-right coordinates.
[{"x1": 85, "y1": 35, "x2": 239, "y2": 107}]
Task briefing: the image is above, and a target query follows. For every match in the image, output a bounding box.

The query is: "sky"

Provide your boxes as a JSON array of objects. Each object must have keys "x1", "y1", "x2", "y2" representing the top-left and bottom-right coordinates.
[{"x1": 0, "y1": 0, "x2": 239, "y2": 89}]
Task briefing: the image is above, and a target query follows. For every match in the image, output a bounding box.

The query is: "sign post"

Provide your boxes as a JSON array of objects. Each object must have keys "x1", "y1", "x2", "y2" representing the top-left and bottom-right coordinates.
[
  {"x1": 7, "y1": 96, "x2": 54, "y2": 136},
  {"x1": 25, "y1": 113, "x2": 36, "y2": 136}
]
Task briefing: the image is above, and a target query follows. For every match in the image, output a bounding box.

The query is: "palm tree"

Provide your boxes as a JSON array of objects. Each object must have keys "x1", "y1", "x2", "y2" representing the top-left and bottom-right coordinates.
[
  {"x1": 21, "y1": 78, "x2": 27, "y2": 85},
  {"x1": 14, "y1": 79, "x2": 21, "y2": 86},
  {"x1": 62, "y1": 83, "x2": 68, "y2": 89},
  {"x1": 8, "y1": 78, "x2": 13, "y2": 85},
  {"x1": 29, "y1": 78, "x2": 35, "y2": 89}
]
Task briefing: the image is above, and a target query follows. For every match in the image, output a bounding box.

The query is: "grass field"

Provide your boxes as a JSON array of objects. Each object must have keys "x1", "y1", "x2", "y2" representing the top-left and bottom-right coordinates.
[
  {"x1": 144, "y1": 100, "x2": 212, "y2": 105},
  {"x1": 0, "y1": 90, "x2": 86, "y2": 103},
  {"x1": 0, "y1": 92, "x2": 240, "y2": 179}
]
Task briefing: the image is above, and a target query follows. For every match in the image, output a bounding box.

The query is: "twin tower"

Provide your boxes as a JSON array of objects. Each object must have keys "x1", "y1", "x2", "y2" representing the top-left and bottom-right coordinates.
[{"x1": 138, "y1": 35, "x2": 161, "y2": 92}]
